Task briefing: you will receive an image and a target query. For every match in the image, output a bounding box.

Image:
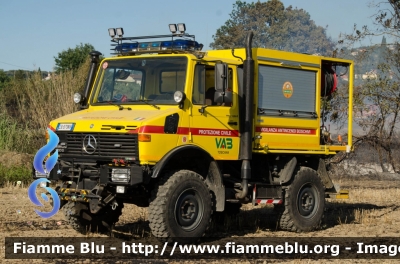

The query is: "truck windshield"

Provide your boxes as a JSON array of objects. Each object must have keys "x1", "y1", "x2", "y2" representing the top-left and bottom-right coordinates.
[{"x1": 92, "y1": 57, "x2": 187, "y2": 105}]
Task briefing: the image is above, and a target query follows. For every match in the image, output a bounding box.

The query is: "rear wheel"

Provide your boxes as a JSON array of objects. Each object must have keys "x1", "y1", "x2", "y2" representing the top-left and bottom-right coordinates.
[
  {"x1": 62, "y1": 201, "x2": 123, "y2": 234},
  {"x1": 277, "y1": 167, "x2": 325, "y2": 232},
  {"x1": 148, "y1": 170, "x2": 212, "y2": 243}
]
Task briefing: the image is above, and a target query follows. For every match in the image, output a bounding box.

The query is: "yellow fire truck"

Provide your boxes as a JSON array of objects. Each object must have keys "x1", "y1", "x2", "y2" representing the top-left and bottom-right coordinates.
[{"x1": 35, "y1": 24, "x2": 353, "y2": 241}]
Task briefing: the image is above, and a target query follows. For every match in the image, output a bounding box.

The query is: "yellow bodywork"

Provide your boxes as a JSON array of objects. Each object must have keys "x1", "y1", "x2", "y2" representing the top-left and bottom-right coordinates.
[{"x1": 49, "y1": 48, "x2": 353, "y2": 165}]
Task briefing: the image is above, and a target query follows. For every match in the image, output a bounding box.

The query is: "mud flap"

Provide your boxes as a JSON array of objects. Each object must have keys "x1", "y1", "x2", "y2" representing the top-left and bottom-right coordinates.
[
  {"x1": 317, "y1": 158, "x2": 334, "y2": 189},
  {"x1": 205, "y1": 161, "x2": 225, "y2": 212}
]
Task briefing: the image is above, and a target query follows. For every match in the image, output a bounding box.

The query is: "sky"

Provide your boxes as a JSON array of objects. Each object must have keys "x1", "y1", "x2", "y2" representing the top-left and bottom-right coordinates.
[{"x1": 0, "y1": 0, "x2": 386, "y2": 72}]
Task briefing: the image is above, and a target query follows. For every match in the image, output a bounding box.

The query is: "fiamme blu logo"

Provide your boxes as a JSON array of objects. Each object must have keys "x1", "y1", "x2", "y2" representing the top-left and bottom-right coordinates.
[{"x1": 28, "y1": 128, "x2": 60, "y2": 218}]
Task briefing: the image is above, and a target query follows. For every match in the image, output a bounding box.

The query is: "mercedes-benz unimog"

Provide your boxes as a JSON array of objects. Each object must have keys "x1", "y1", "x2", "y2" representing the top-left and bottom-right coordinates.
[{"x1": 34, "y1": 24, "x2": 353, "y2": 242}]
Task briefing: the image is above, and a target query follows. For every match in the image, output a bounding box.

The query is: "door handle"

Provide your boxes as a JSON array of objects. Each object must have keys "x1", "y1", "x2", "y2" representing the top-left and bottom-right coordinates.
[{"x1": 228, "y1": 121, "x2": 238, "y2": 125}]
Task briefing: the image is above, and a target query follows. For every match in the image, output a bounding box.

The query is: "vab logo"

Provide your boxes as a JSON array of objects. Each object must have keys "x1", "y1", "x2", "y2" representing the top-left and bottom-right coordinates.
[
  {"x1": 215, "y1": 138, "x2": 233, "y2": 149},
  {"x1": 29, "y1": 128, "x2": 61, "y2": 218}
]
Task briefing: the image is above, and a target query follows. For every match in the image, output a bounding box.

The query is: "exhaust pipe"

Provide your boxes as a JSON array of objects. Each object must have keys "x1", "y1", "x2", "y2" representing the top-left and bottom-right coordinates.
[
  {"x1": 236, "y1": 31, "x2": 254, "y2": 199},
  {"x1": 81, "y1": 51, "x2": 102, "y2": 109}
]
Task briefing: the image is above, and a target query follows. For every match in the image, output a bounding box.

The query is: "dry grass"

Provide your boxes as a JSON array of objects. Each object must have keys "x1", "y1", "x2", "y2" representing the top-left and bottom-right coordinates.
[
  {"x1": 9, "y1": 67, "x2": 86, "y2": 130},
  {"x1": 349, "y1": 187, "x2": 400, "y2": 204},
  {"x1": 1, "y1": 182, "x2": 400, "y2": 263},
  {"x1": 323, "y1": 185, "x2": 400, "y2": 234},
  {"x1": 0, "y1": 60, "x2": 90, "y2": 154}
]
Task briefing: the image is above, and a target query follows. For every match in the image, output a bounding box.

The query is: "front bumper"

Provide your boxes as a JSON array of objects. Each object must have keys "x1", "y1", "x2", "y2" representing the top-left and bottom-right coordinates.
[{"x1": 33, "y1": 162, "x2": 144, "y2": 187}]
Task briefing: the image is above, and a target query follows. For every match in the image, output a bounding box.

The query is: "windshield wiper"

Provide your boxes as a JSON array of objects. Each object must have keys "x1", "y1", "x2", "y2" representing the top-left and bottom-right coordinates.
[
  {"x1": 127, "y1": 99, "x2": 160, "y2": 110},
  {"x1": 106, "y1": 100, "x2": 131, "y2": 111}
]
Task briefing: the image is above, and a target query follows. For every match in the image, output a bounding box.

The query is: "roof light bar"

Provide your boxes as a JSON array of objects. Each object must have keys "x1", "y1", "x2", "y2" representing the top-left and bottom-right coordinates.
[
  {"x1": 115, "y1": 42, "x2": 139, "y2": 52},
  {"x1": 115, "y1": 39, "x2": 201, "y2": 53},
  {"x1": 109, "y1": 23, "x2": 204, "y2": 55}
]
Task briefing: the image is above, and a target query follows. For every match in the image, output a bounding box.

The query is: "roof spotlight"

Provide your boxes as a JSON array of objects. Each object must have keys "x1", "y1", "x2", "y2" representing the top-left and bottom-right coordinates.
[
  {"x1": 116, "y1": 28, "x2": 124, "y2": 37},
  {"x1": 177, "y1": 23, "x2": 186, "y2": 33},
  {"x1": 108, "y1": 28, "x2": 116, "y2": 38},
  {"x1": 169, "y1": 24, "x2": 177, "y2": 34}
]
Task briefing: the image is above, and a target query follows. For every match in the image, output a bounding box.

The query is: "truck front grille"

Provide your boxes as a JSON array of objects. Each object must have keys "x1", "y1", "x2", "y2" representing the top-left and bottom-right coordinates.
[{"x1": 56, "y1": 132, "x2": 138, "y2": 160}]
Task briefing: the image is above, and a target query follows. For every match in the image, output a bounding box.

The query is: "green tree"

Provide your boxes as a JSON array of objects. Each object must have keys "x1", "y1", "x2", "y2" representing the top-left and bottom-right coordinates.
[
  {"x1": 54, "y1": 43, "x2": 95, "y2": 73},
  {"x1": 14, "y1": 70, "x2": 26, "y2": 81},
  {"x1": 210, "y1": 0, "x2": 335, "y2": 55}
]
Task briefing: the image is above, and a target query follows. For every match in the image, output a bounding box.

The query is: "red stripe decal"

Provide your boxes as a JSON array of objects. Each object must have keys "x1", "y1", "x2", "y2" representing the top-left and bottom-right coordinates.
[
  {"x1": 256, "y1": 127, "x2": 316, "y2": 135},
  {"x1": 138, "y1": 125, "x2": 164, "y2": 133},
  {"x1": 135, "y1": 126, "x2": 239, "y2": 137},
  {"x1": 177, "y1": 127, "x2": 190, "y2": 134},
  {"x1": 190, "y1": 128, "x2": 239, "y2": 137}
]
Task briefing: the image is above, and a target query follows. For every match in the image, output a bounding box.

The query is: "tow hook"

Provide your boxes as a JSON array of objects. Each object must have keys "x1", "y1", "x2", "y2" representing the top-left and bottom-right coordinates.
[{"x1": 111, "y1": 201, "x2": 118, "y2": 210}]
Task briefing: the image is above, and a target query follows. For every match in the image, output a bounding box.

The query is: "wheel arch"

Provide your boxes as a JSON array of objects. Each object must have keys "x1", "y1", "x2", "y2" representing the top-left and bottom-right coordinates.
[
  {"x1": 278, "y1": 156, "x2": 334, "y2": 190},
  {"x1": 151, "y1": 145, "x2": 225, "y2": 212}
]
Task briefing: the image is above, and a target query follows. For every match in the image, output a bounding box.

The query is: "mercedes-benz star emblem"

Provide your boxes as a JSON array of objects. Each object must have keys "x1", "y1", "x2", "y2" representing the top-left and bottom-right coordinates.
[{"x1": 83, "y1": 135, "x2": 97, "y2": 154}]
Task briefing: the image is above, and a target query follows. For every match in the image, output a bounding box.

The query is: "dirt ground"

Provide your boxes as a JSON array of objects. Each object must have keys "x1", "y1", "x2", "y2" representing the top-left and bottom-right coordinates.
[{"x1": 1, "y1": 174, "x2": 400, "y2": 264}]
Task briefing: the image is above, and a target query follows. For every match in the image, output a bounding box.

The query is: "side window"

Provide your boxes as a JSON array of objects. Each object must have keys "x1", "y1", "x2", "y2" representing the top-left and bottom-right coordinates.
[
  {"x1": 205, "y1": 67, "x2": 233, "y2": 107},
  {"x1": 228, "y1": 68, "x2": 233, "y2": 91},
  {"x1": 192, "y1": 64, "x2": 205, "y2": 105},
  {"x1": 204, "y1": 67, "x2": 216, "y2": 105},
  {"x1": 191, "y1": 64, "x2": 234, "y2": 106}
]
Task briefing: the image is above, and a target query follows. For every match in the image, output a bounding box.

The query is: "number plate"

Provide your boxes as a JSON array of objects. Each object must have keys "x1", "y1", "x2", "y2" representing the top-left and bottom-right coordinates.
[{"x1": 56, "y1": 123, "x2": 75, "y2": 131}]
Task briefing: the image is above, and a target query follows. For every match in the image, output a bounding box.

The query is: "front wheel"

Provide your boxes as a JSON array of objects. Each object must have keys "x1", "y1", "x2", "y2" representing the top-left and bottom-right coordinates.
[
  {"x1": 277, "y1": 167, "x2": 325, "y2": 232},
  {"x1": 62, "y1": 201, "x2": 123, "y2": 234},
  {"x1": 148, "y1": 170, "x2": 213, "y2": 243}
]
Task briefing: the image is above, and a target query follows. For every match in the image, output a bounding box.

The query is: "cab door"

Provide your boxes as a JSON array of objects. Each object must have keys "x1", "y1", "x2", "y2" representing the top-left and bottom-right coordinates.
[{"x1": 190, "y1": 64, "x2": 240, "y2": 160}]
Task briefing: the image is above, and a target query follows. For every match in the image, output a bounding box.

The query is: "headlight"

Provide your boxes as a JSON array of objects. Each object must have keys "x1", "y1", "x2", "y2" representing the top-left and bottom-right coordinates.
[
  {"x1": 73, "y1": 93, "x2": 83, "y2": 104},
  {"x1": 111, "y1": 168, "x2": 131, "y2": 183},
  {"x1": 174, "y1": 91, "x2": 186, "y2": 103}
]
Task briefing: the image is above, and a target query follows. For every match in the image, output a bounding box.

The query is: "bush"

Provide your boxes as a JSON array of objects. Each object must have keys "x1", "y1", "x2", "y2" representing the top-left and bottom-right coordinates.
[
  {"x1": 0, "y1": 114, "x2": 41, "y2": 153},
  {"x1": 1, "y1": 60, "x2": 89, "y2": 131},
  {"x1": 0, "y1": 163, "x2": 32, "y2": 186},
  {"x1": 0, "y1": 58, "x2": 90, "y2": 154}
]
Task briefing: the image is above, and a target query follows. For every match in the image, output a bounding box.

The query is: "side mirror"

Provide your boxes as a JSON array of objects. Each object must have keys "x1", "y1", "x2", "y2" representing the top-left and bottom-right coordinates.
[
  {"x1": 215, "y1": 63, "x2": 228, "y2": 93},
  {"x1": 214, "y1": 90, "x2": 233, "y2": 105},
  {"x1": 215, "y1": 63, "x2": 231, "y2": 104}
]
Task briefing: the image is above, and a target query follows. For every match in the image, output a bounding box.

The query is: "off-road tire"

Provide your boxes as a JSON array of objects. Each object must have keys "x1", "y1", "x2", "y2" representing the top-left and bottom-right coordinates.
[
  {"x1": 148, "y1": 170, "x2": 213, "y2": 243},
  {"x1": 277, "y1": 167, "x2": 325, "y2": 232},
  {"x1": 62, "y1": 201, "x2": 123, "y2": 234}
]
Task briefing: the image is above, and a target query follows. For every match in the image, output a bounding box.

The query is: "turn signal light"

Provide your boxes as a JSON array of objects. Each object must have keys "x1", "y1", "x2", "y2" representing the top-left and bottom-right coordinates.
[{"x1": 138, "y1": 134, "x2": 151, "y2": 142}]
